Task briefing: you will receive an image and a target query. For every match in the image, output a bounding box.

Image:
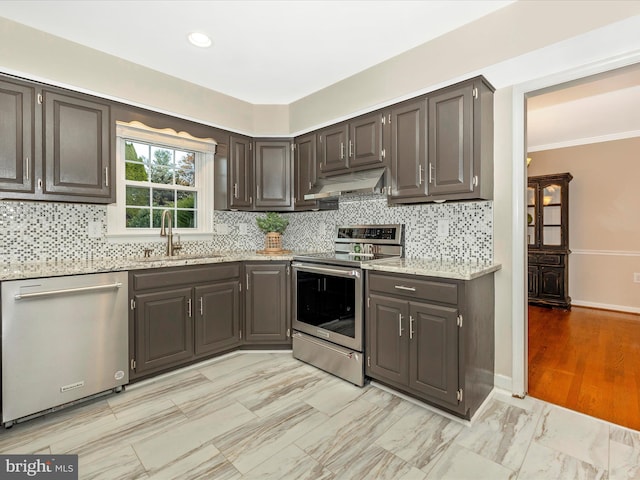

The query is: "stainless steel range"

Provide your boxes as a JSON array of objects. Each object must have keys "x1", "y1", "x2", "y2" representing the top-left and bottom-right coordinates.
[{"x1": 292, "y1": 224, "x2": 404, "y2": 386}]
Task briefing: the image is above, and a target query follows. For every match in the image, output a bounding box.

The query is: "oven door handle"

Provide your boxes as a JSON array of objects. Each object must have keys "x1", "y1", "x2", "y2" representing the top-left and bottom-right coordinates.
[
  {"x1": 292, "y1": 263, "x2": 360, "y2": 278},
  {"x1": 292, "y1": 332, "x2": 355, "y2": 359}
]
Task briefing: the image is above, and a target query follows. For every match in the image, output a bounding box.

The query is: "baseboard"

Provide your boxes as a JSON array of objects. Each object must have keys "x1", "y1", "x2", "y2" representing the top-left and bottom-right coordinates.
[
  {"x1": 571, "y1": 299, "x2": 640, "y2": 314},
  {"x1": 494, "y1": 373, "x2": 512, "y2": 392}
]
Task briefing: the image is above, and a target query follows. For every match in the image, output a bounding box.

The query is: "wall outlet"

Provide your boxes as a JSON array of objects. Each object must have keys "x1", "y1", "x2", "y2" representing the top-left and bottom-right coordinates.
[
  {"x1": 634, "y1": 272, "x2": 640, "y2": 283},
  {"x1": 87, "y1": 221, "x2": 102, "y2": 238},
  {"x1": 215, "y1": 223, "x2": 230, "y2": 235},
  {"x1": 436, "y1": 218, "x2": 450, "y2": 237},
  {"x1": 238, "y1": 223, "x2": 249, "y2": 235}
]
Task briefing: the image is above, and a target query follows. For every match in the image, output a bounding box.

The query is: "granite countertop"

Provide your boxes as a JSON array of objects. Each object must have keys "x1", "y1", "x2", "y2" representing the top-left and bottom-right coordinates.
[
  {"x1": 362, "y1": 257, "x2": 501, "y2": 281},
  {"x1": 0, "y1": 252, "x2": 299, "y2": 281},
  {"x1": 0, "y1": 253, "x2": 501, "y2": 282}
]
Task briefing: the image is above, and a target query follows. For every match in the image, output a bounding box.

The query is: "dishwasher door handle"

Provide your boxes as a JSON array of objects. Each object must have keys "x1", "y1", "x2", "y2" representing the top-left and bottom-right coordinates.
[{"x1": 14, "y1": 282, "x2": 123, "y2": 300}]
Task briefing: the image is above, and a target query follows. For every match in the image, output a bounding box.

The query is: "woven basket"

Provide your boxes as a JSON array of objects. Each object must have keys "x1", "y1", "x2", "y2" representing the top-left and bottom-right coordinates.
[{"x1": 264, "y1": 232, "x2": 283, "y2": 252}]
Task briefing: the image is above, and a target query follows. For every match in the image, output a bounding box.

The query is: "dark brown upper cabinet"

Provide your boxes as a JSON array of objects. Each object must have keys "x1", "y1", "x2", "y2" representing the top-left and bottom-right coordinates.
[
  {"x1": 294, "y1": 132, "x2": 319, "y2": 210},
  {"x1": 228, "y1": 134, "x2": 254, "y2": 209},
  {"x1": 317, "y1": 122, "x2": 349, "y2": 174},
  {"x1": 254, "y1": 139, "x2": 293, "y2": 209},
  {"x1": 426, "y1": 77, "x2": 493, "y2": 201},
  {"x1": 0, "y1": 77, "x2": 35, "y2": 194},
  {"x1": 317, "y1": 111, "x2": 385, "y2": 176},
  {"x1": 388, "y1": 98, "x2": 428, "y2": 199},
  {"x1": 0, "y1": 74, "x2": 114, "y2": 203},
  {"x1": 42, "y1": 89, "x2": 111, "y2": 200},
  {"x1": 388, "y1": 76, "x2": 493, "y2": 204}
]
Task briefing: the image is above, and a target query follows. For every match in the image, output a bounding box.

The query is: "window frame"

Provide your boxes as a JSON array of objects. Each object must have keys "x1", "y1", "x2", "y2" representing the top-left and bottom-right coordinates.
[{"x1": 107, "y1": 121, "x2": 216, "y2": 242}]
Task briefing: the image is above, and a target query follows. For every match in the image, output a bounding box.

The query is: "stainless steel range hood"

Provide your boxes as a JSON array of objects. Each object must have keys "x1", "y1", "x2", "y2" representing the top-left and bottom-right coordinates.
[{"x1": 304, "y1": 167, "x2": 386, "y2": 200}]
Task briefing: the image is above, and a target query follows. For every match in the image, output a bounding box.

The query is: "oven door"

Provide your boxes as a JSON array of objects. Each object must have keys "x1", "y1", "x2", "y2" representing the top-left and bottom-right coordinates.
[{"x1": 292, "y1": 262, "x2": 363, "y2": 352}]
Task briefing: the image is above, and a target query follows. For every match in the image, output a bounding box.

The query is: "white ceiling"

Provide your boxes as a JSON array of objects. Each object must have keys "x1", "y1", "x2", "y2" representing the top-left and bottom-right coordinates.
[
  {"x1": 527, "y1": 63, "x2": 640, "y2": 151},
  {"x1": 0, "y1": 0, "x2": 515, "y2": 104}
]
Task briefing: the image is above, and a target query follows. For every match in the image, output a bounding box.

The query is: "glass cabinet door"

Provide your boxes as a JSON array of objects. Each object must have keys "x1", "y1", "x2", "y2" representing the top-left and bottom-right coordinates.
[
  {"x1": 541, "y1": 183, "x2": 563, "y2": 247},
  {"x1": 527, "y1": 186, "x2": 537, "y2": 246}
]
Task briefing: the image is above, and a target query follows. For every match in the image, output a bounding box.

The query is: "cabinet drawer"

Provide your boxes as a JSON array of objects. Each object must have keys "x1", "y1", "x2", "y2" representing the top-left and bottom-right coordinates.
[
  {"x1": 528, "y1": 253, "x2": 564, "y2": 266},
  {"x1": 368, "y1": 273, "x2": 458, "y2": 305},
  {"x1": 132, "y1": 263, "x2": 241, "y2": 291}
]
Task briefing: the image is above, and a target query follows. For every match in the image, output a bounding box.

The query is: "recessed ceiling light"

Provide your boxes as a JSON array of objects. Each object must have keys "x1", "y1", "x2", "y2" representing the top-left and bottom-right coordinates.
[{"x1": 188, "y1": 32, "x2": 212, "y2": 48}]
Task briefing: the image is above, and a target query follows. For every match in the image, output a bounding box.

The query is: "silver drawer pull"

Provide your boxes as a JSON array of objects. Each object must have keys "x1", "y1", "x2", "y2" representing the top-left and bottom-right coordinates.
[{"x1": 394, "y1": 285, "x2": 416, "y2": 292}]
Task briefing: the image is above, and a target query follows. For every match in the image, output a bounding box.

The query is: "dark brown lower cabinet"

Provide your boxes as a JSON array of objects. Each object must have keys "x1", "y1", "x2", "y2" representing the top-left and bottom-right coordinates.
[
  {"x1": 129, "y1": 262, "x2": 242, "y2": 380},
  {"x1": 195, "y1": 281, "x2": 241, "y2": 356},
  {"x1": 366, "y1": 271, "x2": 494, "y2": 420},
  {"x1": 244, "y1": 262, "x2": 291, "y2": 345},
  {"x1": 528, "y1": 252, "x2": 570, "y2": 309},
  {"x1": 134, "y1": 287, "x2": 194, "y2": 375}
]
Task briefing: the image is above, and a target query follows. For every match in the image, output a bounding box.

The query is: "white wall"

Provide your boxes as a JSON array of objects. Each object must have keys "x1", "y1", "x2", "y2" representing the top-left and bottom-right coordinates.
[{"x1": 2, "y1": 1, "x2": 640, "y2": 387}]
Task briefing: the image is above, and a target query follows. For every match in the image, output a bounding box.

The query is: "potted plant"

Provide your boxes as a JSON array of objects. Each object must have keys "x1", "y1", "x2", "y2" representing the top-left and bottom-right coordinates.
[{"x1": 256, "y1": 212, "x2": 289, "y2": 252}]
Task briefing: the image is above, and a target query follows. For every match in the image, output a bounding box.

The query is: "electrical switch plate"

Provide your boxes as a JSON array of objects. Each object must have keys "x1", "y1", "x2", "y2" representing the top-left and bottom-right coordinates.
[
  {"x1": 215, "y1": 224, "x2": 230, "y2": 235},
  {"x1": 437, "y1": 218, "x2": 450, "y2": 237},
  {"x1": 238, "y1": 223, "x2": 249, "y2": 235},
  {"x1": 88, "y1": 221, "x2": 102, "y2": 238},
  {"x1": 634, "y1": 272, "x2": 640, "y2": 283}
]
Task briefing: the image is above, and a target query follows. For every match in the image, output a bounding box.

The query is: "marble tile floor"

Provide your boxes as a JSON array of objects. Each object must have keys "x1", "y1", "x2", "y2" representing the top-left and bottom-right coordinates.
[{"x1": 1, "y1": 352, "x2": 639, "y2": 480}]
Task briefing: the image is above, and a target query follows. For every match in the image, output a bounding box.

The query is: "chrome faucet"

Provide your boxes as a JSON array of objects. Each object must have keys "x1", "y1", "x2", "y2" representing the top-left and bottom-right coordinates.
[{"x1": 160, "y1": 210, "x2": 181, "y2": 256}]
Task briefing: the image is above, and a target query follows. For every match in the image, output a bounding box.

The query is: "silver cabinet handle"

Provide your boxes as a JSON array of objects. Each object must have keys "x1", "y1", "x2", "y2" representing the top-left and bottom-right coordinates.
[
  {"x1": 429, "y1": 164, "x2": 434, "y2": 184},
  {"x1": 25, "y1": 157, "x2": 29, "y2": 181},
  {"x1": 398, "y1": 313, "x2": 403, "y2": 337},
  {"x1": 104, "y1": 166, "x2": 109, "y2": 187},
  {"x1": 257, "y1": 184, "x2": 260, "y2": 199},
  {"x1": 308, "y1": 181, "x2": 312, "y2": 191},
  {"x1": 394, "y1": 285, "x2": 416, "y2": 292},
  {"x1": 14, "y1": 282, "x2": 122, "y2": 300},
  {"x1": 246, "y1": 273, "x2": 250, "y2": 291},
  {"x1": 409, "y1": 315, "x2": 414, "y2": 339},
  {"x1": 187, "y1": 298, "x2": 192, "y2": 317},
  {"x1": 419, "y1": 165, "x2": 424, "y2": 185},
  {"x1": 199, "y1": 297, "x2": 203, "y2": 316},
  {"x1": 349, "y1": 140, "x2": 353, "y2": 157},
  {"x1": 340, "y1": 142, "x2": 345, "y2": 160},
  {"x1": 233, "y1": 183, "x2": 239, "y2": 198}
]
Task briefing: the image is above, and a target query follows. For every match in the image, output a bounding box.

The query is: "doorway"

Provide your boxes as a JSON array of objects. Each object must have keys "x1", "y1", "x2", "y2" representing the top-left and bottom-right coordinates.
[{"x1": 516, "y1": 61, "x2": 640, "y2": 428}]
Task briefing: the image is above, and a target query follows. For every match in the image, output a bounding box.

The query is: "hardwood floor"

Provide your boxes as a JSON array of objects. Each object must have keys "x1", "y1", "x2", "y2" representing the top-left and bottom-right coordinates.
[{"x1": 528, "y1": 305, "x2": 640, "y2": 431}]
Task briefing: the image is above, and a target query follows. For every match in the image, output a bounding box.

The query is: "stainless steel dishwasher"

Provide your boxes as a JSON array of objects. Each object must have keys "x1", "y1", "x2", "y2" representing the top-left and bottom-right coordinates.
[{"x1": 1, "y1": 271, "x2": 129, "y2": 427}]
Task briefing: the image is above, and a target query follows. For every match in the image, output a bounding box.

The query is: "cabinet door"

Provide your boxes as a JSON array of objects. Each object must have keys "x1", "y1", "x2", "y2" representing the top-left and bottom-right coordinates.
[
  {"x1": 42, "y1": 89, "x2": 112, "y2": 200},
  {"x1": 390, "y1": 98, "x2": 427, "y2": 198},
  {"x1": 294, "y1": 133, "x2": 318, "y2": 209},
  {"x1": 427, "y1": 83, "x2": 474, "y2": 196},
  {"x1": 134, "y1": 288, "x2": 194, "y2": 374},
  {"x1": 0, "y1": 78, "x2": 34, "y2": 194},
  {"x1": 540, "y1": 266, "x2": 564, "y2": 299},
  {"x1": 409, "y1": 301, "x2": 459, "y2": 406},
  {"x1": 539, "y1": 179, "x2": 568, "y2": 249},
  {"x1": 245, "y1": 263, "x2": 289, "y2": 344},
  {"x1": 318, "y1": 123, "x2": 349, "y2": 174},
  {"x1": 195, "y1": 281, "x2": 241, "y2": 356},
  {"x1": 254, "y1": 140, "x2": 292, "y2": 209},
  {"x1": 527, "y1": 265, "x2": 539, "y2": 298},
  {"x1": 349, "y1": 112, "x2": 383, "y2": 168},
  {"x1": 229, "y1": 135, "x2": 253, "y2": 209},
  {"x1": 367, "y1": 294, "x2": 409, "y2": 385}
]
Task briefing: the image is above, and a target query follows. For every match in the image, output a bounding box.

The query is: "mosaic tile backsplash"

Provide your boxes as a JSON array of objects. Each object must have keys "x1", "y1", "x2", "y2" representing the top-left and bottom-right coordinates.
[{"x1": 0, "y1": 194, "x2": 492, "y2": 264}]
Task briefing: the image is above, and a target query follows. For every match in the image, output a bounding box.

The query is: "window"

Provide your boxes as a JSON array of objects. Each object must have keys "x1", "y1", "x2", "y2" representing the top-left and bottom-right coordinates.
[{"x1": 107, "y1": 122, "x2": 216, "y2": 240}]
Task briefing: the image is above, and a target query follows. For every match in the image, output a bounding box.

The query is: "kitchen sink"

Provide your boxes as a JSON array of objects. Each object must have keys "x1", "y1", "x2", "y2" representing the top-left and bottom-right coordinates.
[{"x1": 135, "y1": 253, "x2": 223, "y2": 262}]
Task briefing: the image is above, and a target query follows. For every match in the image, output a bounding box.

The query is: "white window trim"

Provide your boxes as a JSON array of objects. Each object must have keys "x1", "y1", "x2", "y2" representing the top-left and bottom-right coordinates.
[{"x1": 107, "y1": 121, "x2": 217, "y2": 243}]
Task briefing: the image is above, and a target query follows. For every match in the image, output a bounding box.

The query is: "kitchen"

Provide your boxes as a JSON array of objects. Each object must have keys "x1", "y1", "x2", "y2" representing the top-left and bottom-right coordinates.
[{"x1": 1, "y1": 1, "x2": 640, "y2": 478}]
